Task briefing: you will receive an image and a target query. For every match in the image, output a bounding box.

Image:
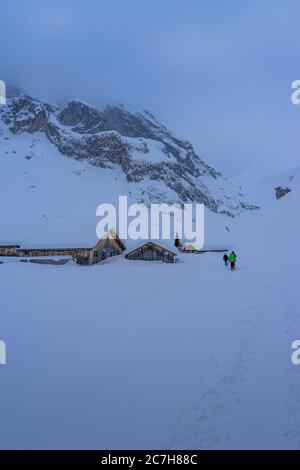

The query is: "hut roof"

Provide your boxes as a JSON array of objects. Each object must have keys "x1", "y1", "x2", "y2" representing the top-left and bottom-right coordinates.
[
  {"x1": 183, "y1": 243, "x2": 200, "y2": 252},
  {"x1": 1, "y1": 229, "x2": 126, "y2": 252},
  {"x1": 125, "y1": 240, "x2": 177, "y2": 258},
  {"x1": 0, "y1": 244, "x2": 20, "y2": 248},
  {"x1": 95, "y1": 230, "x2": 126, "y2": 251}
]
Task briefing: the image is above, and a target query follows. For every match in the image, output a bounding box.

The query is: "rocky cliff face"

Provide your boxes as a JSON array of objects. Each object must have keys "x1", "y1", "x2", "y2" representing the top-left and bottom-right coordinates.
[{"x1": 0, "y1": 94, "x2": 258, "y2": 216}]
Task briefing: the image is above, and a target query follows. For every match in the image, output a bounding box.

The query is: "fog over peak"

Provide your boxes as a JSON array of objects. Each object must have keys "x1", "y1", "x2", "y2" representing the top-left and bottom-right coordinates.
[{"x1": 1, "y1": 0, "x2": 300, "y2": 176}]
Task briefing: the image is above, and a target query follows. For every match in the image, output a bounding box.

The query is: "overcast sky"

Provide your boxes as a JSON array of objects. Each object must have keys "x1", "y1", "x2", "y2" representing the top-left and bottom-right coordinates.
[{"x1": 1, "y1": 0, "x2": 299, "y2": 175}]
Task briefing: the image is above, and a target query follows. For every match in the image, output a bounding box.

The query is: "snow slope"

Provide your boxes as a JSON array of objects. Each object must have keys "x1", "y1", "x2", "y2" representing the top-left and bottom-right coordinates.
[
  {"x1": 0, "y1": 188, "x2": 299, "y2": 449},
  {"x1": 171, "y1": 189, "x2": 300, "y2": 449},
  {"x1": 235, "y1": 165, "x2": 300, "y2": 207}
]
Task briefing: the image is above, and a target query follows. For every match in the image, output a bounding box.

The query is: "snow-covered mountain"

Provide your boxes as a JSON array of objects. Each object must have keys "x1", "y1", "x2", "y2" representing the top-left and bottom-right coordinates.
[{"x1": 0, "y1": 92, "x2": 258, "y2": 219}]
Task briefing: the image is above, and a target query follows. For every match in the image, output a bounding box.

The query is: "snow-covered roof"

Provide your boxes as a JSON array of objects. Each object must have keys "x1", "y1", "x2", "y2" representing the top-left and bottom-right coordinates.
[
  {"x1": 124, "y1": 237, "x2": 177, "y2": 255},
  {"x1": 183, "y1": 243, "x2": 200, "y2": 252}
]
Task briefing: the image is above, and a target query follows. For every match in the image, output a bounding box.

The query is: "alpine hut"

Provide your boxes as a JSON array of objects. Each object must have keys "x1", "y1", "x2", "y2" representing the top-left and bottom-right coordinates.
[
  {"x1": 125, "y1": 240, "x2": 177, "y2": 263},
  {"x1": 0, "y1": 229, "x2": 126, "y2": 266}
]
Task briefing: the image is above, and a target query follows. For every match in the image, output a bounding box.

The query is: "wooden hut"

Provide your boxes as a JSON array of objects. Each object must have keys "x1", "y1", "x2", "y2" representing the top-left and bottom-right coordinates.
[
  {"x1": 182, "y1": 244, "x2": 228, "y2": 254},
  {"x1": 182, "y1": 243, "x2": 201, "y2": 253},
  {"x1": 125, "y1": 241, "x2": 177, "y2": 263},
  {"x1": 0, "y1": 230, "x2": 126, "y2": 266},
  {"x1": 73, "y1": 231, "x2": 126, "y2": 265},
  {"x1": 0, "y1": 244, "x2": 20, "y2": 256}
]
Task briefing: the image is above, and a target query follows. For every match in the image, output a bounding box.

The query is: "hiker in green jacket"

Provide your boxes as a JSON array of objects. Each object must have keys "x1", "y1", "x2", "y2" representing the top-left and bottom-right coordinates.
[{"x1": 228, "y1": 251, "x2": 237, "y2": 271}]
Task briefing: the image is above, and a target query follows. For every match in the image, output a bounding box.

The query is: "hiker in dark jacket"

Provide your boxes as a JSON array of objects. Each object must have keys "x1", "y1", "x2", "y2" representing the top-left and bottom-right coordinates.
[
  {"x1": 223, "y1": 253, "x2": 229, "y2": 267},
  {"x1": 229, "y1": 251, "x2": 237, "y2": 271}
]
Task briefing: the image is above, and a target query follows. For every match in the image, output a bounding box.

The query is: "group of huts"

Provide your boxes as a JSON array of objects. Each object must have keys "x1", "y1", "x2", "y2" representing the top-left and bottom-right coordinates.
[
  {"x1": 0, "y1": 230, "x2": 227, "y2": 266},
  {"x1": 0, "y1": 230, "x2": 177, "y2": 265}
]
